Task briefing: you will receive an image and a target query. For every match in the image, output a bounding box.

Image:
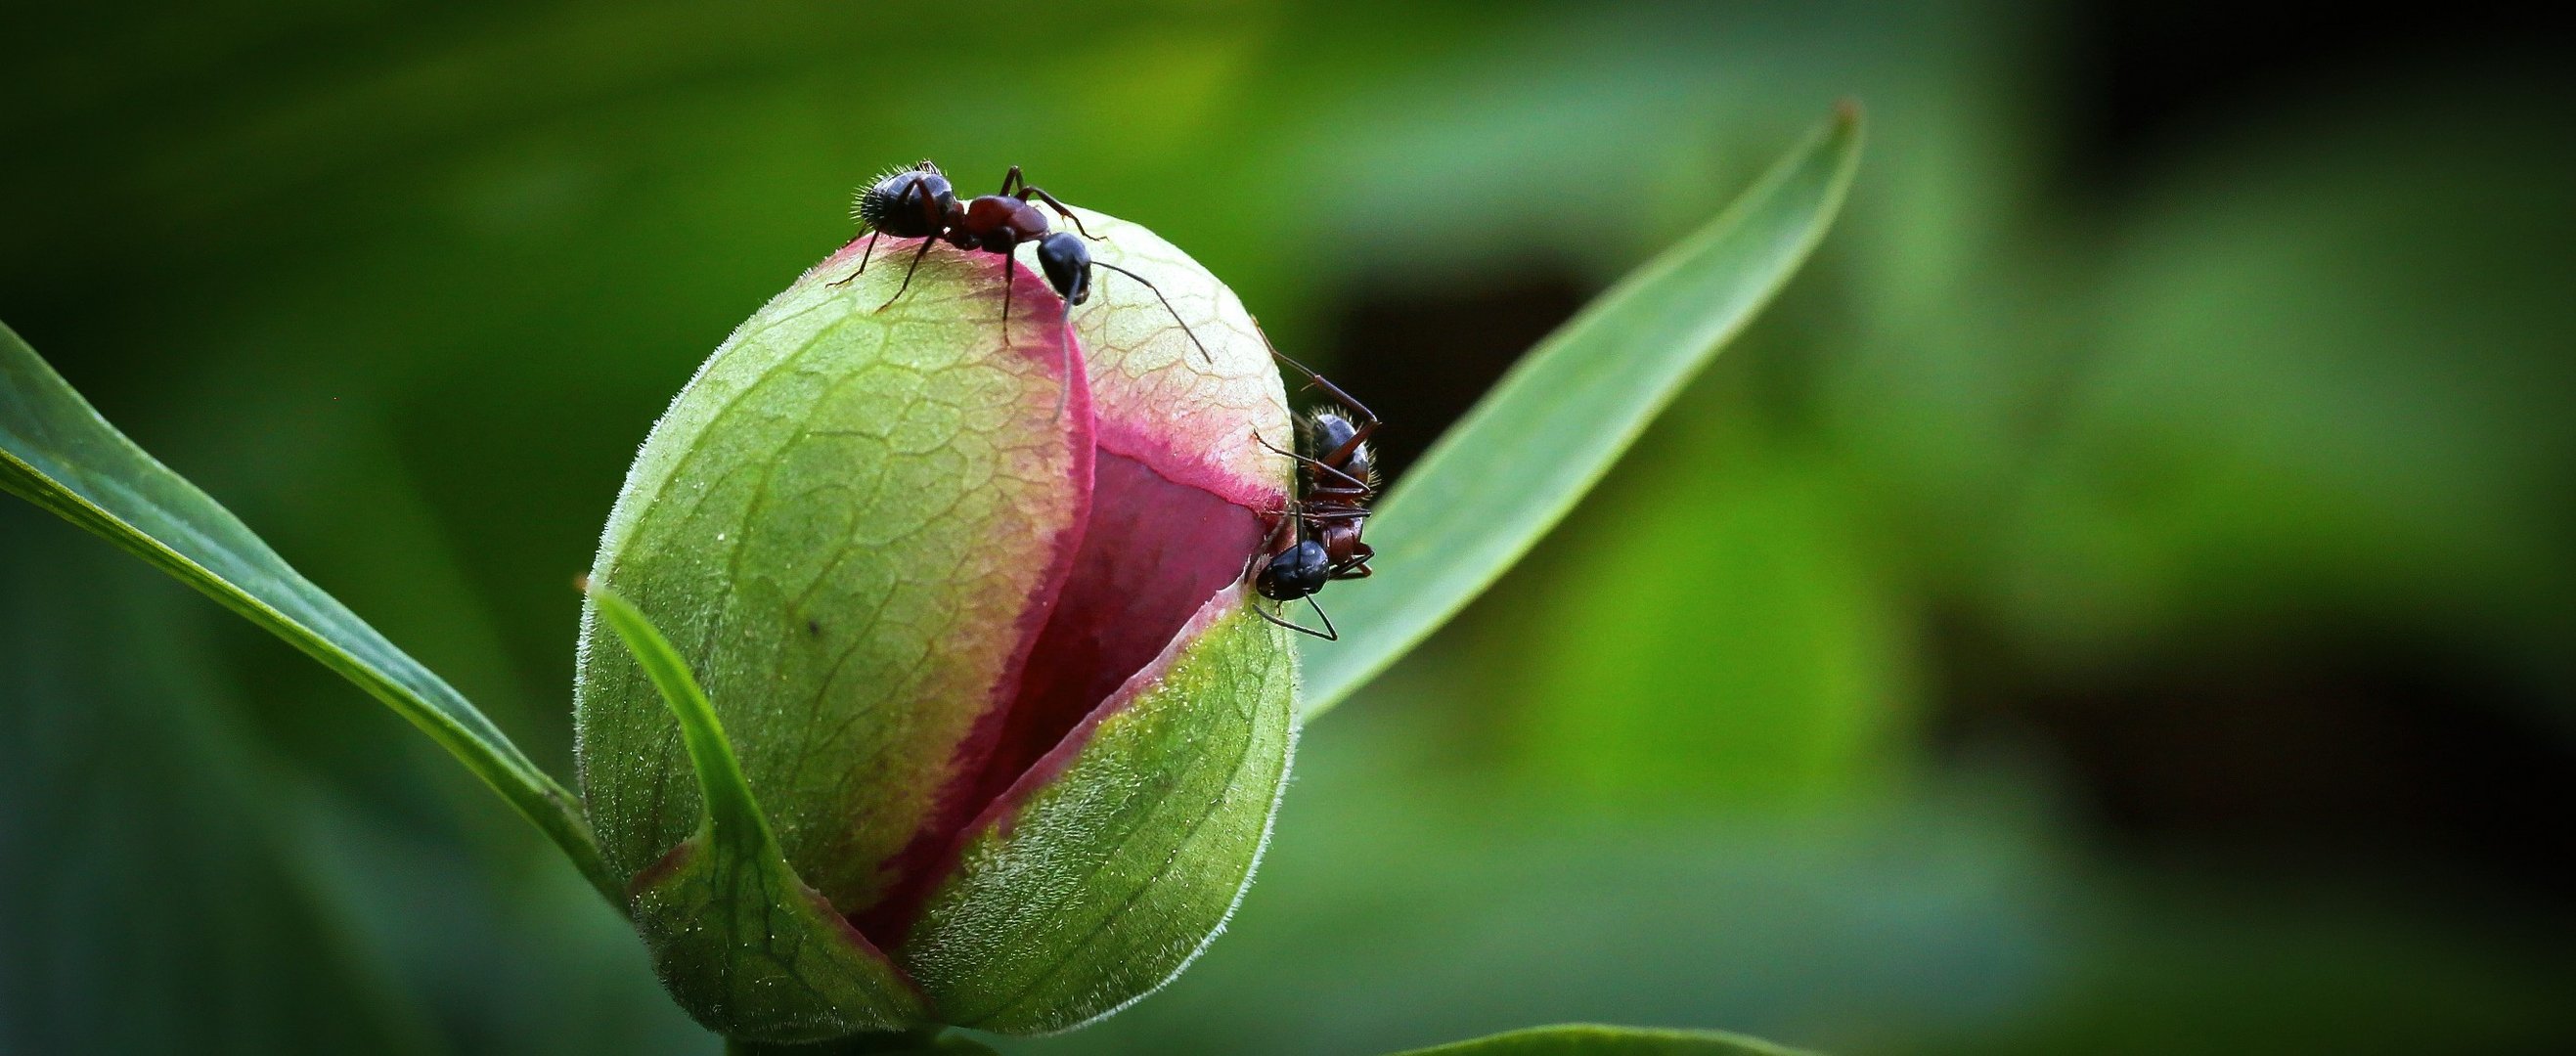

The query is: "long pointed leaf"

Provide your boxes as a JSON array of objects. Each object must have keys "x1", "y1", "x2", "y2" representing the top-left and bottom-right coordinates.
[
  {"x1": 1298, "y1": 105, "x2": 1864, "y2": 721},
  {"x1": 0, "y1": 321, "x2": 615, "y2": 901}
]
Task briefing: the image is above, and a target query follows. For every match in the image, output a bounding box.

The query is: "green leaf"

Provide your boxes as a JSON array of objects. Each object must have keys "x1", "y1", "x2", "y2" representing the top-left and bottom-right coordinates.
[
  {"x1": 1296, "y1": 105, "x2": 1865, "y2": 722},
  {"x1": 1387, "y1": 1024, "x2": 1818, "y2": 1056},
  {"x1": 586, "y1": 585, "x2": 927, "y2": 1042},
  {"x1": 0, "y1": 320, "x2": 618, "y2": 901}
]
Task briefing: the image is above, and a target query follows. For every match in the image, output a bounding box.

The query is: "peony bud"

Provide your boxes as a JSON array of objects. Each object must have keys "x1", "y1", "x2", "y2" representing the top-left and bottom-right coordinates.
[{"x1": 573, "y1": 211, "x2": 1298, "y2": 1041}]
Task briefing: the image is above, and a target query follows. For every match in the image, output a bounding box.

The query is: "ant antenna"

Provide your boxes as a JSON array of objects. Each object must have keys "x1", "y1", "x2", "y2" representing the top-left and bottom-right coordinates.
[
  {"x1": 1251, "y1": 595, "x2": 1339, "y2": 640},
  {"x1": 1089, "y1": 260, "x2": 1212, "y2": 364},
  {"x1": 1302, "y1": 595, "x2": 1338, "y2": 639},
  {"x1": 1053, "y1": 296, "x2": 1078, "y2": 420},
  {"x1": 1266, "y1": 346, "x2": 1343, "y2": 402}
]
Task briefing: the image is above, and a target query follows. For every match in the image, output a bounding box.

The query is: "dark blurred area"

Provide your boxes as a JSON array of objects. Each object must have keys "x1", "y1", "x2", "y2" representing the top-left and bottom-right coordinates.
[{"x1": 4, "y1": 2, "x2": 2572, "y2": 1054}]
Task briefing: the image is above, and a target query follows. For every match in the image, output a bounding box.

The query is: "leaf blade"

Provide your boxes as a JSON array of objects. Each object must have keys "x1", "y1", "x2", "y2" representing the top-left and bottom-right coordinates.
[
  {"x1": 1298, "y1": 106, "x2": 1865, "y2": 721},
  {"x1": 0, "y1": 320, "x2": 616, "y2": 901},
  {"x1": 1386, "y1": 1023, "x2": 1818, "y2": 1056}
]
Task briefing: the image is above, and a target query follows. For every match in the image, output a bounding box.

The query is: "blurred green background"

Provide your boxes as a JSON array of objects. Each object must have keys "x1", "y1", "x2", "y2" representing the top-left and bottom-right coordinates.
[{"x1": 5, "y1": 2, "x2": 2572, "y2": 1053}]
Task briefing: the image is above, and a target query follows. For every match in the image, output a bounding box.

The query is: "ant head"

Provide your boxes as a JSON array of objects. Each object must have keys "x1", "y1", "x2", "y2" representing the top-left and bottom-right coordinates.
[
  {"x1": 1255, "y1": 540, "x2": 1330, "y2": 601},
  {"x1": 856, "y1": 164, "x2": 956, "y2": 238},
  {"x1": 1036, "y1": 231, "x2": 1092, "y2": 305}
]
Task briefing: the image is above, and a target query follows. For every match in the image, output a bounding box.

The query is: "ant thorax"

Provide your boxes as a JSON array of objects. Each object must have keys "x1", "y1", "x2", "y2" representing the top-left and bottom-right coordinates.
[{"x1": 955, "y1": 197, "x2": 1047, "y2": 252}]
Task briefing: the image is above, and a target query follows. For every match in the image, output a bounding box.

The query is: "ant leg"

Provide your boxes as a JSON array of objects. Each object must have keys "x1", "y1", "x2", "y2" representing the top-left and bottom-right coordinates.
[
  {"x1": 1016, "y1": 186, "x2": 1098, "y2": 240},
  {"x1": 1248, "y1": 429, "x2": 1321, "y2": 472},
  {"x1": 999, "y1": 251, "x2": 1016, "y2": 335},
  {"x1": 829, "y1": 231, "x2": 881, "y2": 287},
  {"x1": 1263, "y1": 508, "x2": 1300, "y2": 551},
  {"x1": 1252, "y1": 429, "x2": 1372, "y2": 492},
  {"x1": 865, "y1": 178, "x2": 954, "y2": 304},
  {"x1": 878, "y1": 237, "x2": 937, "y2": 311},
  {"x1": 999, "y1": 165, "x2": 1024, "y2": 197},
  {"x1": 919, "y1": 182, "x2": 945, "y2": 227},
  {"x1": 1262, "y1": 341, "x2": 1382, "y2": 444},
  {"x1": 1092, "y1": 261, "x2": 1212, "y2": 364},
  {"x1": 1305, "y1": 459, "x2": 1372, "y2": 493}
]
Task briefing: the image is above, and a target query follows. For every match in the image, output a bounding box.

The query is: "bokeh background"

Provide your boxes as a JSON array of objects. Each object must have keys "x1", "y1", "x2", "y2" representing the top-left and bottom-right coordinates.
[{"x1": 5, "y1": 2, "x2": 2573, "y2": 1053}]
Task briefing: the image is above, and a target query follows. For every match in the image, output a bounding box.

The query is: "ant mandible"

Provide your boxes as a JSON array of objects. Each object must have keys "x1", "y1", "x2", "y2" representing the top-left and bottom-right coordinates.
[
  {"x1": 834, "y1": 160, "x2": 1209, "y2": 413},
  {"x1": 1247, "y1": 348, "x2": 1381, "y2": 640}
]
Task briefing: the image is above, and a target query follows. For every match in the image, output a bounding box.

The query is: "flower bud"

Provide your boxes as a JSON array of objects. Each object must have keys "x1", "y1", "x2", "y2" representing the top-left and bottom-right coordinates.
[{"x1": 573, "y1": 212, "x2": 1298, "y2": 1041}]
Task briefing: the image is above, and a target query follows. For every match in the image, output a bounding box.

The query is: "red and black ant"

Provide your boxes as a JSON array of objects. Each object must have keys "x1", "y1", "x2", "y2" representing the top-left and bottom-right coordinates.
[
  {"x1": 1248, "y1": 349, "x2": 1381, "y2": 640},
  {"x1": 835, "y1": 160, "x2": 1207, "y2": 412}
]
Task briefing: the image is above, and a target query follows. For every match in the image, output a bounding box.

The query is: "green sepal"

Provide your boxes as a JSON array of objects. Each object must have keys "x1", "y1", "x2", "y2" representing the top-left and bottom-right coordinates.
[
  {"x1": 589, "y1": 585, "x2": 929, "y2": 1042},
  {"x1": 903, "y1": 602, "x2": 1296, "y2": 1034}
]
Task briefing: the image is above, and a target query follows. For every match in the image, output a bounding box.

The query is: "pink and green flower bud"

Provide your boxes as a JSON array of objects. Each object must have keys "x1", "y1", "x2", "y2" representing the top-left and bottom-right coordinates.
[{"x1": 573, "y1": 212, "x2": 1298, "y2": 1042}]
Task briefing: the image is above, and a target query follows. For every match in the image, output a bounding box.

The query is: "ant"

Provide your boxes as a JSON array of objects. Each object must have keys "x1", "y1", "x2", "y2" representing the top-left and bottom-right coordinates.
[
  {"x1": 1247, "y1": 348, "x2": 1381, "y2": 640},
  {"x1": 834, "y1": 160, "x2": 1207, "y2": 413}
]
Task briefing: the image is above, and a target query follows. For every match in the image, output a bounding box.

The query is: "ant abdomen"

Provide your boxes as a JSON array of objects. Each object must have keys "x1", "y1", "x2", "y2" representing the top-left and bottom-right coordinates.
[
  {"x1": 1303, "y1": 409, "x2": 1376, "y2": 485},
  {"x1": 855, "y1": 162, "x2": 954, "y2": 239}
]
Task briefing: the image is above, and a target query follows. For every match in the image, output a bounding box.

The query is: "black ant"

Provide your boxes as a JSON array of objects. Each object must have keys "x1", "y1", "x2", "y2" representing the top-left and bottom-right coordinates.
[
  {"x1": 834, "y1": 160, "x2": 1207, "y2": 412},
  {"x1": 1247, "y1": 349, "x2": 1381, "y2": 640}
]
